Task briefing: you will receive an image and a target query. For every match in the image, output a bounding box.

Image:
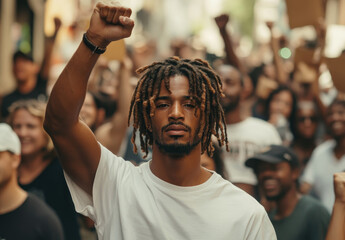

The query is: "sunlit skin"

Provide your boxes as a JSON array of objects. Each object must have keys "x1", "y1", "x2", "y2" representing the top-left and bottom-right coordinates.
[
  {"x1": 11, "y1": 109, "x2": 47, "y2": 158},
  {"x1": 269, "y1": 90, "x2": 293, "y2": 122},
  {"x1": 150, "y1": 75, "x2": 211, "y2": 186}
]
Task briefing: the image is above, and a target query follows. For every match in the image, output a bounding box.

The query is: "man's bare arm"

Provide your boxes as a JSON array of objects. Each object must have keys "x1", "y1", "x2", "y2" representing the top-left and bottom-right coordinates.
[{"x1": 44, "y1": 2, "x2": 134, "y2": 195}]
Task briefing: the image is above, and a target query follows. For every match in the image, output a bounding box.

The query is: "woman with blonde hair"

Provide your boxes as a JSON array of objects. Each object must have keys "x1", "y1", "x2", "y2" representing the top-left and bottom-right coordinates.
[{"x1": 8, "y1": 99, "x2": 81, "y2": 240}]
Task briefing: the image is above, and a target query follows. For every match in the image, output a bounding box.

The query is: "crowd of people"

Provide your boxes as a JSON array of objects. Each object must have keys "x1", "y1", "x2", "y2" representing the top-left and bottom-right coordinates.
[{"x1": 0, "y1": 1, "x2": 345, "y2": 240}]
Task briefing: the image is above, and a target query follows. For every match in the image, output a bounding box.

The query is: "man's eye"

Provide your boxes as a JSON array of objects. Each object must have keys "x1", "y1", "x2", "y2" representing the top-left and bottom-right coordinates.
[
  {"x1": 156, "y1": 103, "x2": 169, "y2": 108},
  {"x1": 185, "y1": 103, "x2": 195, "y2": 108}
]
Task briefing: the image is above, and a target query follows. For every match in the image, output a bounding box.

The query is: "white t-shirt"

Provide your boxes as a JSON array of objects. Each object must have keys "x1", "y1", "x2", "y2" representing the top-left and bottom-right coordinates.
[
  {"x1": 301, "y1": 139, "x2": 345, "y2": 213},
  {"x1": 65, "y1": 144, "x2": 276, "y2": 240},
  {"x1": 224, "y1": 117, "x2": 282, "y2": 185}
]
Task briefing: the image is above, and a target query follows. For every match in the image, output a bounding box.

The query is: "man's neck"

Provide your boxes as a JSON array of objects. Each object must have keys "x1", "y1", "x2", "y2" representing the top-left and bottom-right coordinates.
[
  {"x1": 150, "y1": 144, "x2": 211, "y2": 186},
  {"x1": 275, "y1": 190, "x2": 300, "y2": 220},
  {"x1": 17, "y1": 75, "x2": 37, "y2": 94},
  {"x1": 293, "y1": 137, "x2": 316, "y2": 149},
  {"x1": 0, "y1": 177, "x2": 27, "y2": 214},
  {"x1": 334, "y1": 137, "x2": 345, "y2": 160},
  {"x1": 225, "y1": 106, "x2": 244, "y2": 124}
]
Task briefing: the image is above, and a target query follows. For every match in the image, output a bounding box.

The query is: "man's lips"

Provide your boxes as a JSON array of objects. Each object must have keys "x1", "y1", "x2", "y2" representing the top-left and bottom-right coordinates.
[
  {"x1": 165, "y1": 125, "x2": 188, "y2": 132},
  {"x1": 163, "y1": 123, "x2": 189, "y2": 136}
]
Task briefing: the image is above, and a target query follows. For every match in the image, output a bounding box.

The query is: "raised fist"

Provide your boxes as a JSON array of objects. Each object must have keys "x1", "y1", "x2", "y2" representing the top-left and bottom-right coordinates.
[{"x1": 87, "y1": 2, "x2": 134, "y2": 48}]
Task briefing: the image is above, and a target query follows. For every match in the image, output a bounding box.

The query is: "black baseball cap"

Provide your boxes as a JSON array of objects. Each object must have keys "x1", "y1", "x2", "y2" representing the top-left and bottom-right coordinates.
[
  {"x1": 13, "y1": 50, "x2": 34, "y2": 62},
  {"x1": 245, "y1": 144, "x2": 299, "y2": 170}
]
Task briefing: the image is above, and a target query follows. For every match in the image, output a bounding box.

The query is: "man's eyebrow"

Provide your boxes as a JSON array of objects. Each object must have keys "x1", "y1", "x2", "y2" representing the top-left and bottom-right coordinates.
[
  {"x1": 155, "y1": 96, "x2": 170, "y2": 101},
  {"x1": 155, "y1": 96, "x2": 195, "y2": 101}
]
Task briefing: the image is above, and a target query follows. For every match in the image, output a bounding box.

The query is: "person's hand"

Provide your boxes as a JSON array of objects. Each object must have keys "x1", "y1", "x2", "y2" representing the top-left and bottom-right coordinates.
[
  {"x1": 333, "y1": 172, "x2": 345, "y2": 203},
  {"x1": 87, "y1": 2, "x2": 134, "y2": 48},
  {"x1": 214, "y1": 14, "x2": 229, "y2": 31}
]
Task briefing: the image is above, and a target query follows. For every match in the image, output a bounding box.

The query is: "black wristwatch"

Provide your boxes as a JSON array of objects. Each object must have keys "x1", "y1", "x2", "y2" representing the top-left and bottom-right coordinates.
[{"x1": 82, "y1": 33, "x2": 107, "y2": 54}]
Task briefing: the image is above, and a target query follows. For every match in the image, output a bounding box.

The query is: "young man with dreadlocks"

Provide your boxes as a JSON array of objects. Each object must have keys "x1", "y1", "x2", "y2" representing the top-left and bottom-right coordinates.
[{"x1": 44, "y1": 2, "x2": 276, "y2": 240}]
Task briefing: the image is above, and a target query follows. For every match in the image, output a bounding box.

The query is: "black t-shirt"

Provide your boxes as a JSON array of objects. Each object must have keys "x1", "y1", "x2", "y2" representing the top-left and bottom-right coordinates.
[
  {"x1": 0, "y1": 194, "x2": 64, "y2": 240},
  {"x1": 1, "y1": 75, "x2": 48, "y2": 121},
  {"x1": 20, "y1": 158, "x2": 81, "y2": 240}
]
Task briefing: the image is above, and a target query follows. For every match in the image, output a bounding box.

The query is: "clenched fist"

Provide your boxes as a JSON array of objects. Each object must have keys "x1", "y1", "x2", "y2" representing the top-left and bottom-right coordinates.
[{"x1": 86, "y1": 2, "x2": 134, "y2": 49}]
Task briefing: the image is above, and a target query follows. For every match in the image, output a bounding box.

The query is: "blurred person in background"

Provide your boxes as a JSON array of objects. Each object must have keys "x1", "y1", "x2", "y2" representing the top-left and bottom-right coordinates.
[
  {"x1": 291, "y1": 100, "x2": 323, "y2": 172},
  {"x1": 80, "y1": 91, "x2": 106, "y2": 133},
  {"x1": 7, "y1": 100, "x2": 81, "y2": 240},
  {"x1": 300, "y1": 97, "x2": 345, "y2": 213},
  {"x1": 246, "y1": 144, "x2": 330, "y2": 240},
  {"x1": 1, "y1": 18, "x2": 61, "y2": 121},
  {"x1": 263, "y1": 85, "x2": 297, "y2": 146},
  {"x1": 0, "y1": 123, "x2": 64, "y2": 240},
  {"x1": 216, "y1": 63, "x2": 281, "y2": 196},
  {"x1": 214, "y1": 13, "x2": 254, "y2": 118}
]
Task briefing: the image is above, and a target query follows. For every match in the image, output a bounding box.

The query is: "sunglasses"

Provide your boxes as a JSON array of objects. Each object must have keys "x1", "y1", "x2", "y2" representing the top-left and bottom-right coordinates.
[{"x1": 297, "y1": 116, "x2": 318, "y2": 123}]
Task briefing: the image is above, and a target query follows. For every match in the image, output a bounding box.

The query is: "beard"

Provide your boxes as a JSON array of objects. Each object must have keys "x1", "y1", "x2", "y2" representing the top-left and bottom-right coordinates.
[
  {"x1": 262, "y1": 179, "x2": 291, "y2": 202},
  {"x1": 221, "y1": 95, "x2": 240, "y2": 113},
  {"x1": 154, "y1": 122, "x2": 201, "y2": 157},
  {"x1": 155, "y1": 138, "x2": 201, "y2": 157},
  {"x1": 265, "y1": 191, "x2": 287, "y2": 202}
]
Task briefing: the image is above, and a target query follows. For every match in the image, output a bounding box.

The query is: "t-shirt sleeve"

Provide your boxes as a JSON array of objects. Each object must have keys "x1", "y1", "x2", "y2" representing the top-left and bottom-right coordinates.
[
  {"x1": 245, "y1": 205, "x2": 277, "y2": 240},
  {"x1": 64, "y1": 143, "x2": 134, "y2": 227}
]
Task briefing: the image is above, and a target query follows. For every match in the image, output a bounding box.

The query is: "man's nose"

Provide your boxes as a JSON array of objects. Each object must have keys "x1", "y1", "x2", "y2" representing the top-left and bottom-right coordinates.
[{"x1": 168, "y1": 102, "x2": 184, "y2": 120}]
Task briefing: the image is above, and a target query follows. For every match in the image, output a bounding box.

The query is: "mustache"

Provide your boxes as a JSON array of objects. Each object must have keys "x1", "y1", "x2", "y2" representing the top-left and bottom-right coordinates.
[{"x1": 161, "y1": 122, "x2": 191, "y2": 133}]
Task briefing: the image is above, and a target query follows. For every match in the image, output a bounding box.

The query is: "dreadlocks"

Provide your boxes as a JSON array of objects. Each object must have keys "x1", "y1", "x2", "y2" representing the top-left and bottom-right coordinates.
[{"x1": 128, "y1": 56, "x2": 229, "y2": 158}]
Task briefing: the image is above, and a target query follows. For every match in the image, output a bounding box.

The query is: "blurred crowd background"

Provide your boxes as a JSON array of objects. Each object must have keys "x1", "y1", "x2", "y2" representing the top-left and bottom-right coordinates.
[
  {"x1": 1, "y1": 0, "x2": 344, "y2": 95},
  {"x1": 1, "y1": 0, "x2": 345, "y2": 239}
]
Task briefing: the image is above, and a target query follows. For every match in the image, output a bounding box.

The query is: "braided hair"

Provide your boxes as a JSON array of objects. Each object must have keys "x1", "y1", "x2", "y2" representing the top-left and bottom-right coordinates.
[{"x1": 128, "y1": 56, "x2": 229, "y2": 158}]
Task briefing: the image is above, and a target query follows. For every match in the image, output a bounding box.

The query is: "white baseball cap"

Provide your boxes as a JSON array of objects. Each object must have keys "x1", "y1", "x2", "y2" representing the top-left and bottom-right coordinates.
[{"x1": 0, "y1": 123, "x2": 21, "y2": 155}]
